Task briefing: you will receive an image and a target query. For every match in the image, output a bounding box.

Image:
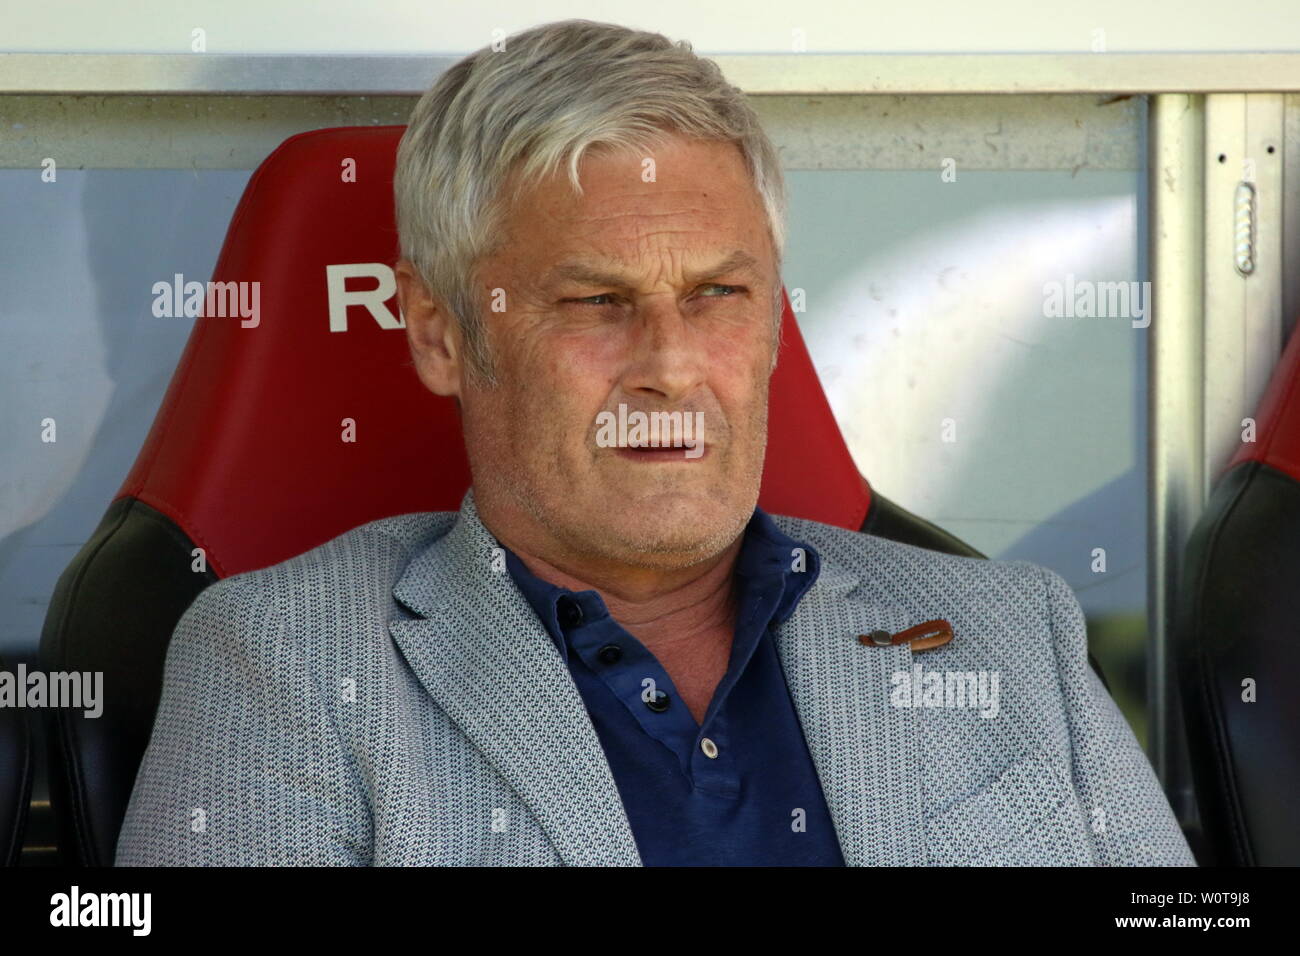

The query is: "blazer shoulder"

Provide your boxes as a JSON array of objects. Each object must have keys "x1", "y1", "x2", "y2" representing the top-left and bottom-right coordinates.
[
  {"x1": 771, "y1": 512, "x2": 1034, "y2": 584},
  {"x1": 215, "y1": 510, "x2": 459, "y2": 615},
  {"x1": 770, "y1": 513, "x2": 1066, "y2": 640}
]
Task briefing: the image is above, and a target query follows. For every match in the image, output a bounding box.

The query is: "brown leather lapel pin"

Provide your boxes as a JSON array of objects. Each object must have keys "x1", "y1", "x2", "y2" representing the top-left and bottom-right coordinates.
[{"x1": 858, "y1": 619, "x2": 954, "y2": 652}]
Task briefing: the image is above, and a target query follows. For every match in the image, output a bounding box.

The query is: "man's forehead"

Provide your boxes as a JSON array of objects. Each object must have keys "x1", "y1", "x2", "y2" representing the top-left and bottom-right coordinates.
[{"x1": 540, "y1": 249, "x2": 763, "y2": 288}]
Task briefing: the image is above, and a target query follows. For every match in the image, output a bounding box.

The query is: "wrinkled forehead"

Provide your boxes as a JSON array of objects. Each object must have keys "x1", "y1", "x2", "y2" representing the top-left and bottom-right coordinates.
[
  {"x1": 489, "y1": 152, "x2": 776, "y2": 292},
  {"x1": 497, "y1": 137, "x2": 768, "y2": 234}
]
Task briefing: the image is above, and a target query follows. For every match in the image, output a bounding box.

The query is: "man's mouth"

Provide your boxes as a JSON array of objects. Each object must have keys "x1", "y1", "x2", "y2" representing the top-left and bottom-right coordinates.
[
  {"x1": 594, "y1": 404, "x2": 710, "y2": 461},
  {"x1": 614, "y1": 442, "x2": 709, "y2": 462}
]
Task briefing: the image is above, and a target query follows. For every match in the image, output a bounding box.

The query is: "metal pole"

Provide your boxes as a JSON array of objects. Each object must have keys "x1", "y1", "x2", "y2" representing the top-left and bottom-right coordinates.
[{"x1": 1147, "y1": 94, "x2": 1205, "y2": 822}]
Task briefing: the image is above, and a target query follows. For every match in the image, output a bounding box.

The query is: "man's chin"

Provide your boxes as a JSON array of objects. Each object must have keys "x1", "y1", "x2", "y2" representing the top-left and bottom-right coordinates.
[
  {"x1": 584, "y1": 495, "x2": 752, "y2": 567},
  {"x1": 603, "y1": 483, "x2": 728, "y2": 524}
]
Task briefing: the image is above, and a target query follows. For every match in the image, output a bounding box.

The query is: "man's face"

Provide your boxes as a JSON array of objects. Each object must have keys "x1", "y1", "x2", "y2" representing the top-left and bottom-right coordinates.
[{"x1": 405, "y1": 136, "x2": 781, "y2": 571}]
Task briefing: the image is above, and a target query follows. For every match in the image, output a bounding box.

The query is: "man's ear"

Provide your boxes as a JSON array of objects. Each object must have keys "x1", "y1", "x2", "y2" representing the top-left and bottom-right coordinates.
[{"x1": 396, "y1": 258, "x2": 463, "y2": 398}]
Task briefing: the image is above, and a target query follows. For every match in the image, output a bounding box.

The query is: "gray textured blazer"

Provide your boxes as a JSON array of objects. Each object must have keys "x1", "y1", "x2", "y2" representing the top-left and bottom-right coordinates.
[{"x1": 116, "y1": 490, "x2": 1195, "y2": 866}]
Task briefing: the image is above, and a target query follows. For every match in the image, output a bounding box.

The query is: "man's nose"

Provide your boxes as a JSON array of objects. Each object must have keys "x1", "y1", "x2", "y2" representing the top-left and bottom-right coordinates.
[{"x1": 619, "y1": 300, "x2": 708, "y2": 402}]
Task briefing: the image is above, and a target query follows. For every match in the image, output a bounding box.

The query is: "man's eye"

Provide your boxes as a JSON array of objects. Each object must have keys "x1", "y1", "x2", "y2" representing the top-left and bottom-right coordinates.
[{"x1": 564, "y1": 285, "x2": 742, "y2": 306}]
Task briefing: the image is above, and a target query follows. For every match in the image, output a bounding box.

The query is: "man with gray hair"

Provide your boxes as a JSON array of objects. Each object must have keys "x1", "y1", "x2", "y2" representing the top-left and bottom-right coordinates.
[{"x1": 116, "y1": 19, "x2": 1194, "y2": 866}]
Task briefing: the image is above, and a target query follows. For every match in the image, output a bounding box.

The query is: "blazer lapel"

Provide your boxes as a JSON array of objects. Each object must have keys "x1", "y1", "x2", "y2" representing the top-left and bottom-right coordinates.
[
  {"x1": 774, "y1": 559, "x2": 925, "y2": 866},
  {"x1": 388, "y1": 490, "x2": 641, "y2": 866}
]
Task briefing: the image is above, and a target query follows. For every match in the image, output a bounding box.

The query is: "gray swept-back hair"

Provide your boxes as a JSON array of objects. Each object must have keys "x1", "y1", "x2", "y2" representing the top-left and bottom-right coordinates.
[{"x1": 394, "y1": 18, "x2": 787, "y2": 384}]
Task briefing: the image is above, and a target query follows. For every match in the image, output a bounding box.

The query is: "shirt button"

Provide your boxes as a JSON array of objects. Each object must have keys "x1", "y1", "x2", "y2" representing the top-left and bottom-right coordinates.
[
  {"x1": 644, "y1": 690, "x2": 670, "y2": 713},
  {"x1": 556, "y1": 597, "x2": 584, "y2": 630},
  {"x1": 700, "y1": 737, "x2": 719, "y2": 759},
  {"x1": 597, "y1": 643, "x2": 623, "y2": 665}
]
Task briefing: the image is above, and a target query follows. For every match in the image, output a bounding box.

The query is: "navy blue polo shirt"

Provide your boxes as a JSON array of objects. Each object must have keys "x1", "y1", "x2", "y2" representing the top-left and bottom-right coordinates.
[{"x1": 503, "y1": 508, "x2": 845, "y2": 866}]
